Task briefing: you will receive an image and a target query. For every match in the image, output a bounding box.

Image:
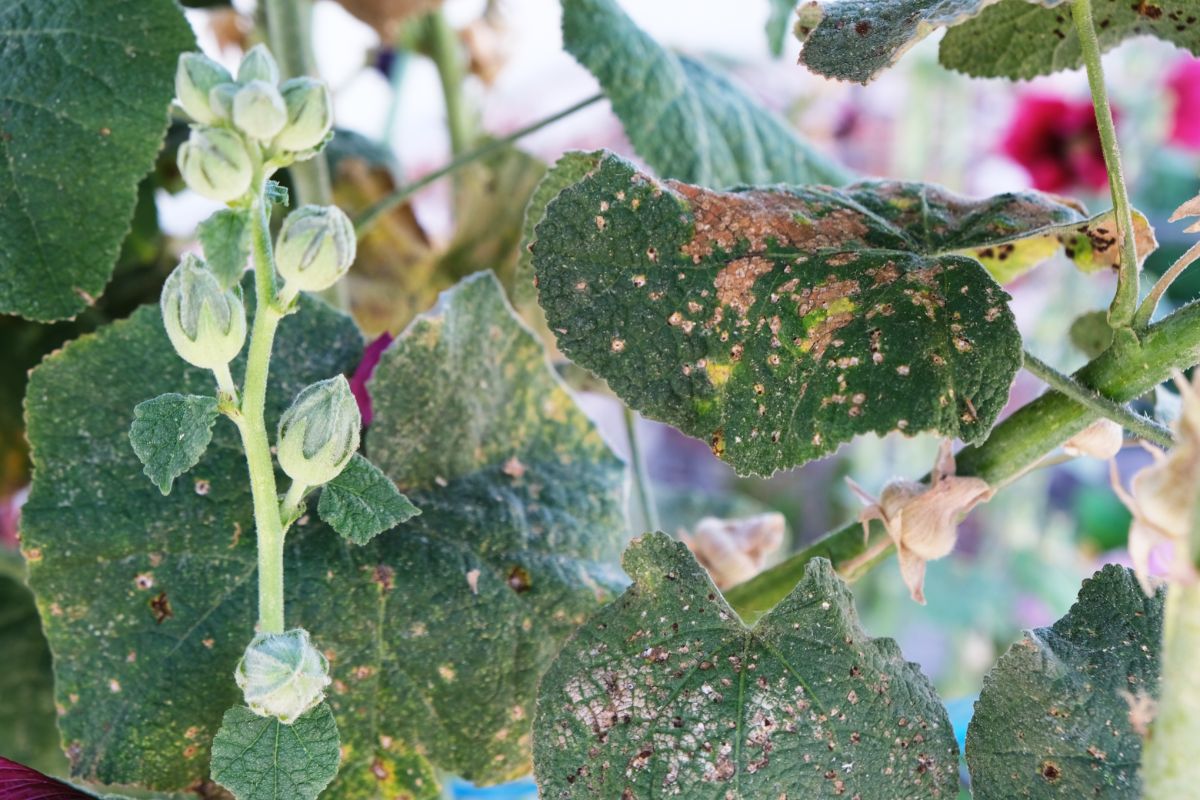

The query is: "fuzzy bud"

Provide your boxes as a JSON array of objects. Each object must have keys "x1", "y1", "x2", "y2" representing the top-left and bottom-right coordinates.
[
  {"x1": 277, "y1": 376, "x2": 360, "y2": 487},
  {"x1": 235, "y1": 629, "x2": 330, "y2": 723},
  {"x1": 161, "y1": 255, "x2": 247, "y2": 370},
  {"x1": 208, "y1": 82, "x2": 239, "y2": 120},
  {"x1": 275, "y1": 77, "x2": 334, "y2": 152},
  {"x1": 178, "y1": 126, "x2": 252, "y2": 203},
  {"x1": 237, "y1": 44, "x2": 279, "y2": 85},
  {"x1": 232, "y1": 80, "x2": 287, "y2": 141},
  {"x1": 274, "y1": 205, "x2": 356, "y2": 293},
  {"x1": 175, "y1": 53, "x2": 232, "y2": 124}
]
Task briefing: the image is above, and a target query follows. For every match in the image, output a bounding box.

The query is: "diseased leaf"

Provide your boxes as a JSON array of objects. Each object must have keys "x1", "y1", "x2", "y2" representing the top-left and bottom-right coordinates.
[
  {"x1": 561, "y1": 0, "x2": 850, "y2": 187},
  {"x1": 966, "y1": 565, "x2": 1163, "y2": 799},
  {"x1": 940, "y1": 0, "x2": 1200, "y2": 80},
  {"x1": 197, "y1": 210, "x2": 251, "y2": 290},
  {"x1": 129, "y1": 393, "x2": 219, "y2": 495},
  {"x1": 532, "y1": 153, "x2": 1041, "y2": 476},
  {"x1": 22, "y1": 272, "x2": 626, "y2": 793},
  {"x1": 0, "y1": 0, "x2": 193, "y2": 321},
  {"x1": 316, "y1": 452, "x2": 419, "y2": 545},
  {"x1": 0, "y1": 757, "x2": 97, "y2": 800},
  {"x1": 209, "y1": 704, "x2": 340, "y2": 800},
  {"x1": 533, "y1": 532, "x2": 960, "y2": 798}
]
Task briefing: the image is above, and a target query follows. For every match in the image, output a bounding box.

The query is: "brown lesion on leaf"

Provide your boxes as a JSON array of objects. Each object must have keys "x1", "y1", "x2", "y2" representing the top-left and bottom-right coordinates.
[
  {"x1": 150, "y1": 591, "x2": 172, "y2": 624},
  {"x1": 794, "y1": 279, "x2": 860, "y2": 317},
  {"x1": 373, "y1": 564, "x2": 395, "y2": 592},
  {"x1": 714, "y1": 256, "x2": 775, "y2": 316},
  {"x1": 802, "y1": 313, "x2": 856, "y2": 360}
]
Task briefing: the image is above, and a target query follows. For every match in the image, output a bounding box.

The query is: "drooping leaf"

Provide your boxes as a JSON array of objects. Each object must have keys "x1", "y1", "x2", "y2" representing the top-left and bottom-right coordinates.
[
  {"x1": 0, "y1": 573, "x2": 66, "y2": 776},
  {"x1": 966, "y1": 565, "x2": 1163, "y2": 799},
  {"x1": 533, "y1": 532, "x2": 960, "y2": 798},
  {"x1": 561, "y1": 0, "x2": 850, "y2": 187},
  {"x1": 0, "y1": 757, "x2": 97, "y2": 800},
  {"x1": 22, "y1": 272, "x2": 626, "y2": 793},
  {"x1": 940, "y1": 0, "x2": 1200, "y2": 80},
  {"x1": 0, "y1": 0, "x2": 193, "y2": 321},
  {"x1": 129, "y1": 394, "x2": 220, "y2": 495},
  {"x1": 532, "y1": 153, "x2": 1040, "y2": 476},
  {"x1": 316, "y1": 452, "x2": 419, "y2": 545},
  {"x1": 197, "y1": 210, "x2": 251, "y2": 290},
  {"x1": 209, "y1": 704, "x2": 341, "y2": 800}
]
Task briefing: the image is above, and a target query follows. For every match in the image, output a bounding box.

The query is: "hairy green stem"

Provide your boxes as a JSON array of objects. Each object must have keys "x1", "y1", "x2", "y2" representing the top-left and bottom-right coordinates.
[
  {"x1": 623, "y1": 407, "x2": 660, "y2": 534},
  {"x1": 354, "y1": 92, "x2": 605, "y2": 235},
  {"x1": 1142, "y1": 581, "x2": 1200, "y2": 795},
  {"x1": 726, "y1": 301, "x2": 1200, "y2": 620},
  {"x1": 212, "y1": 363, "x2": 238, "y2": 399},
  {"x1": 236, "y1": 186, "x2": 287, "y2": 635},
  {"x1": 1022, "y1": 350, "x2": 1174, "y2": 447},
  {"x1": 1136, "y1": 240, "x2": 1200, "y2": 328},
  {"x1": 425, "y1": 10, "x2": 472, "y2": 156},
  {"x1": 282, "y1": 480, "x2": 308, "y2": 519},
  {"x1": 1071, "y1": 0, "x2": 1140, "y2": 329}
]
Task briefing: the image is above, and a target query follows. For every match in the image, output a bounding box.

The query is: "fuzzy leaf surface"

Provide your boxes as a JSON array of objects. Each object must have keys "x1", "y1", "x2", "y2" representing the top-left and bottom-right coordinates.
[
  {"x1": 533, "y1": 532, "x2": 959, "y2": 798},
  {"x1": 966, "y1": 565, "x2": 1163, "y2": 799},
  {"x1": 316, "y1": 452, "x2": 419, "y2": 545},
  {"x1": 197, "y1": 209, "x2": 251, "y2": 290},
  {"x1": 561, "y1": 0, "x2": 849, "y2": 187},
  {"x1": 209, "y1": 704, "x2": 340, "y2": 800},
  {"x1": 531, "y1": 153, "x2": 1046, "y2": 475},
  {"x1": 940, "y1": 0, "x2": 1200, "y2": 79},
  {"x1": 128, "y1": 393, "x2": 219, "y2": 495},
  {"x1": 0, "y1": 0, "x2": 192, "y2": 320}
]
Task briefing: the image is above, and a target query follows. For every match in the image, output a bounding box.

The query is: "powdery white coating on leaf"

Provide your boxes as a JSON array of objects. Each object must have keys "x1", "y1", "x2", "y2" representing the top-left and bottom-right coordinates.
[
  {"x1": 966, "y1": 565, "x2": 1163, "y2": 799},
  {"x1": 209, "y1": 703, "x2": 340, "y2": 800},
  {"x1": 533, "y1": 532, "x2": 959, "y2": 798}
]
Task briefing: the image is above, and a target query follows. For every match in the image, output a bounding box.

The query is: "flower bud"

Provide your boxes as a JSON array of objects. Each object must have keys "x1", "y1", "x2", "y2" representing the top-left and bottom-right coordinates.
[
  {"x1": 274, "y1": 205, "x2": 356, "y2": 293},
  {"x1": 178, "y1": 126, "x2": 253, "y2": 203},
  {"x1": 275, "y1": 77, "x2": 334, "y2": 152},
  {"x1": 208, "y1": 82, "x2": 239, "y2": 120},
  {"x1": 277, "y1": 376, "x2": 360, "y2": 487},
  {"x1": 235, "y1": 629, "x2": 330, "y2": 724},
  {"x1": 237, "y1": 44, "x2": 279, "y2": 85},
  {"x1": 160, "y1": 255, "x2": 247, "y2": 369},
  {"x1": 232, "y1": 80, "x2": 287, "y2": 141},
  {"x1": 176, "y1": 53, "x2": 232, "y2": 124}
]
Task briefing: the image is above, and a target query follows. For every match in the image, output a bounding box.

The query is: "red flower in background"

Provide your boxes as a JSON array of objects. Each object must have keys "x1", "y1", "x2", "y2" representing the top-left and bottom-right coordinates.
[
  {"x1": 349, "y1": 332, "x2": 394, "y2": 427},
  {"x1": 1001, "y1": 94, "x2": 1111, "y2": 193},
  {"x1": 1168, "y1": 57, "x2": 1200, "y2": 150}
]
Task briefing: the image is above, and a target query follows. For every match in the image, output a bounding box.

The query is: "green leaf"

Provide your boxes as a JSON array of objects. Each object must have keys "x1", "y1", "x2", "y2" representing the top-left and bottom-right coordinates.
[
  {"x1": 561, "y1": 0, "x2": 850, "y2": 187},
  {"x1": 0, "y1": 0, "x2": 193, "y2": 321},
  {"x1": 0, "y1": 572, "x2": 66, "y2": 776},
  {"x1": 210, "y1": 703, "x2": 340, "y2": 800},
  {"x1": 532, "y1": 152, "x2": 1036, "y2": 476},
  {"x1": 316, "y1": 453, "x2": 419, "y2": 545},
  {"x1": 533, "y1": 532, "x2": 960, "y2": 798},
  {"x1": 197, "y1": 210, "x2": 251, "y2": 290},
  {"x1": 941, "y1": 0, "x2": 1200, "y2": 80},
  {"x1": 966, "y1": 565, "x2": 1163, "y2": 799},
  {"x1": 129, "y1": 393, "x2": 220, "y2": 495},
  {"x1": 22, "y1": 272, "x2": 626, "y2": 793}
]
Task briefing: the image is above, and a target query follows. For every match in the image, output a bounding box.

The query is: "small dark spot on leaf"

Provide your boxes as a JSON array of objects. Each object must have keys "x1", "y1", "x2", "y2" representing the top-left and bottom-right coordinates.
[
  {"x1": 507, "y1": 565, "x2": 532, "y2": 593},
  {"x1": 150, "y1": 591, "x2": 172, "y2": 624},
  {"x1": 1040, "y1": 760, "x2": 1061, "y2": 782},
  {"x1": 854, "y1": 20, "x2": 871, "y2": 36}
]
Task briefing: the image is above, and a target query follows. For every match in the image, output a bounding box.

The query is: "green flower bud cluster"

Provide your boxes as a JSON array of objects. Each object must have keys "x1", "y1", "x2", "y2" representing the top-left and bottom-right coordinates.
[
  {"x1": 235, "y1": 628, "x2": 330, "y2": 723},
  {"x1": 160, "y1": 254, "x2": 246, "y2": 370},
  {"x1": 175, "y1": 45, "x2": 334, "y2": 203},
  {"x1": 277, "y1": 376, "x2": 361, "y2": 487}
]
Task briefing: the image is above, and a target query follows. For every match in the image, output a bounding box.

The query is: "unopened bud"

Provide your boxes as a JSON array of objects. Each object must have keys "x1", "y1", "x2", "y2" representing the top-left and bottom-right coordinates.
[
  {"x1": 235, "y1": 628, "x2": 330, "y2": 723},
  {"x1": 208, "y1": 82, "x2": 239, "y2": 120},
  {"x1": 161, "y1": 255, "x2": 247, "y2": 369},
  {"x1": 277, "y1": 376, "x2": 360, "y2": 487},
  {"x1": 233, "y1": 80, "x2": 287, "y2": 141},
  {"x1": 275, "y1": 77, "x2": 334, "y2": 152},
  {"x1": 237, "y1": 44, "x2": 279, "y2": 85},
  {"x1": 275, "y1": 205, "x2": 356, "y2": 293},
  {"x1": 178, "y1": 126, "x2": 252, "y2": 203},
  {"x1": 176, "y1": 53, "x2": 232, "y2": 124}
]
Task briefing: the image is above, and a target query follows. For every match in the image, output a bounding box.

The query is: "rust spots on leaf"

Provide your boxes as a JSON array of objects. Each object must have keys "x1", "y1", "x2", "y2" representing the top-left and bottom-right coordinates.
[
  {"x1": 714, "y1": 256, "x2": 774, "y2": 316},
  {"x1": 373, "y1": 564, "x2": 395, "y2": 592},
  {"x1": 507, "y1": 565, "x2": 532, "y2": 593},
  {"x1": 1132, "y1": 1, "x2": 1163, "y2": 19},
  {"x1": 149, "y1": 591, "x2": 172, "y2": 624}
]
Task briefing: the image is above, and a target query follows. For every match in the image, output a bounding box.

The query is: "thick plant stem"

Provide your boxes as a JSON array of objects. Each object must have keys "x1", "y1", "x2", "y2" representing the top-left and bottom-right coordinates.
[
  {"x1": 425, "y1": 10, "x2": 472, "y2": 156},
  {"x1": 354, "y1": 92, "x2": 605, "y2": 235},
  {"x1": 1142, "y1": 582, "x2": 1200, "y2": 796},
  {"x1": 1022, "y1": 350, "x2": 1174, "y2": 447},
  {"x1": 1071, "y1": 0, "x2": 1140, "y2": 329},
  {"x1": 237, "y1": 188, "x2": 287, "y2": 635},
  {"x1": 623, "y1": 407, "x2": 660, "y2": 534},
  {"x1": 726, "y1": 300, "x2": 1200, "y2": 619}
]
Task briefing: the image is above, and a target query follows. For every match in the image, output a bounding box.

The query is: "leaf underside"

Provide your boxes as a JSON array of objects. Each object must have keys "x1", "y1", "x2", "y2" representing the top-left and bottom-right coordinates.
[
  {"x1": 316, "y1": 452, "x2": 420, "y2": 545},
  {"x1": 209, "y1": 704, "x2": 341, "y2": 800},
  {"x1": 22, "y1": 272, "x2": 627, "y2": 795},
  {"x1": 531, "y1": 153, "x2": 1054, "y2": 476},
  {"x1": 533, "y1": 532, "x2": 960, "y2": 799},
  {"x1": 966, "y1": 565, "x2": 1163, "y2": 799},
  {"x1": 129, "y1": 393, "x2": 220, "y2": 495},
  {"x1": 0, "y1": 0, "x2": 193, "y2": 321}
]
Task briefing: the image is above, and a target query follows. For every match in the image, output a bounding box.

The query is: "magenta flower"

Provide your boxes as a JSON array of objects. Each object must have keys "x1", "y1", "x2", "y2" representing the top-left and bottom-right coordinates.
[
  {"x1": 1167, "y1": 57, "x2": 1200, "y2": 150},
  {"x1": 1001, "y1": 94, "x2": 1111, "y2": 193},
  {"x1": 349, "y1": 332, "x2": 393, "y2": 427}
]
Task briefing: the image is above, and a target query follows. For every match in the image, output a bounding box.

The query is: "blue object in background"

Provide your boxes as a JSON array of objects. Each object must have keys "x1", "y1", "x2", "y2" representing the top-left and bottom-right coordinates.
[{"x1": 945, "y1": 695, "x2": 977, "y2": 750}]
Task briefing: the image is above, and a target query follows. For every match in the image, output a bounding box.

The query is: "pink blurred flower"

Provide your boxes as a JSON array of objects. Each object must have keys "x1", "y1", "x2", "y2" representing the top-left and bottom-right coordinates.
[
  {"x1": 1001, "y1": 94, "x2": 1111, "y2": 193},
  {"x1": 349, "y1": 333, "x2": 393, "y2": 427},
  {"x1": 1167, "y1": 57, "x2": 1200, "y2": 150}
]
